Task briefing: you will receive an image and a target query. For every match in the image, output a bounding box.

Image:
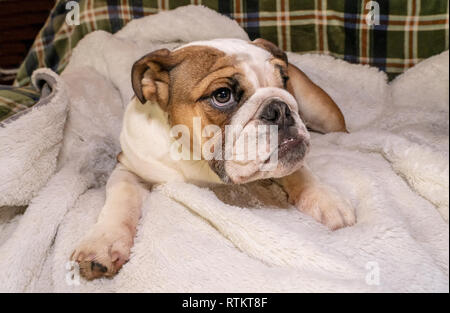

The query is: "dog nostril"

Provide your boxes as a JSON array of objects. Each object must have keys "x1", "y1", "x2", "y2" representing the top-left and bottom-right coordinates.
[
  {"x1": 261, "y1": 105, "x2": 277, "y2": 122},
  {"x1": 271, "y1": 106, "x2": 280, "y2": 121},
  {"x1": 260, "y1": 100, "x2": 292, "y2": 126}
]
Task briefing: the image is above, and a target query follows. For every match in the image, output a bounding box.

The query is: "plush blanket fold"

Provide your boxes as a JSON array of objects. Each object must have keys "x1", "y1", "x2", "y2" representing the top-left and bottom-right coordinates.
[{"x1": 0, "y1": 5, "x2": 448, "y2": 292}]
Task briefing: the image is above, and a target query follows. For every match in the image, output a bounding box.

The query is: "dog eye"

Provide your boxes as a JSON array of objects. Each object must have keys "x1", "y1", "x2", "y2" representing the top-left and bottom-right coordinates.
[
  {"x1": 210, "y1": 88, "x2": 235, "y2": 108},
  {"x1": 282, "y1": 75, "x2": 289, "y2": 87}
]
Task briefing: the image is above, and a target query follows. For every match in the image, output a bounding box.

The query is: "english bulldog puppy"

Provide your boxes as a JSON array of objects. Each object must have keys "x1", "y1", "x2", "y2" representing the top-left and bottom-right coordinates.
[{"x1": 71, "y1": 38, "x2": 356, "y2": 280}]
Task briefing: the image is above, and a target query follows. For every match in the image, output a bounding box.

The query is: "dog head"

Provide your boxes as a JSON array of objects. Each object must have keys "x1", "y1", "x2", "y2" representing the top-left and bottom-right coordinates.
[{"x1": 131, "y1": 38, "x2": 347, "y2": 184}]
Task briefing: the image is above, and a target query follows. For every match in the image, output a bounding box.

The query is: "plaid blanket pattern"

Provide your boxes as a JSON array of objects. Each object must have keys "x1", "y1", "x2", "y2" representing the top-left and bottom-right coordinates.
[
  {"x1": 0, "y1": 85, "x2": 40, "y2": 122},
  {"x1": 1, "y1": 0, "x2": 448, "y2": 121}
]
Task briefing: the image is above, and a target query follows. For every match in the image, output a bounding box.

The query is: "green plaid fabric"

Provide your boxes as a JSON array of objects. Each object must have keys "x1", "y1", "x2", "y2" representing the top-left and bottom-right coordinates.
[
  {"x1": 1, "y1": 0, "x2": 449, "y2": 122},
  {"x1": 0, "y1": 85, "x2": 40, "y2": 121}
]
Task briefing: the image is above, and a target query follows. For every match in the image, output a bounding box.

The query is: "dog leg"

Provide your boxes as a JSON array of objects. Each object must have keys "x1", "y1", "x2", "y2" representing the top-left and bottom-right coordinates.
[
  {"x1": 278, "y1": 165, "x2": 356, "y2": 230},
  {"x1": 71, "y1": 163, "x2": 147, "y2": 280}
]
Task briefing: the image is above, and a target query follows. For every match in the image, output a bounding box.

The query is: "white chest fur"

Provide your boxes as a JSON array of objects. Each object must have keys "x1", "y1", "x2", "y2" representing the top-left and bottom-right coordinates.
[{"x1": 119, "y1": 98, "x2": 223, "y2": 185}]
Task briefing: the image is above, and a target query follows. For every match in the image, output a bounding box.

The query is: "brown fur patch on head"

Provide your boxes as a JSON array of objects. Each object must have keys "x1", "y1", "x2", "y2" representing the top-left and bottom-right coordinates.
[
  {"x1": 167, "y1": 46, "x2": 256, "y2": 155},
  {"x1": 168, "y1": 46, "x2": 232, "y2": 147}
]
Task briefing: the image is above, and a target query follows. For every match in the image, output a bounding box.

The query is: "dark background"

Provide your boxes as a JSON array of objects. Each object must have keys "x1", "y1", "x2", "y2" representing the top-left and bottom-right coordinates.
[{"x1": 0, "y1": 0, "x2": 55, "y2": 84}]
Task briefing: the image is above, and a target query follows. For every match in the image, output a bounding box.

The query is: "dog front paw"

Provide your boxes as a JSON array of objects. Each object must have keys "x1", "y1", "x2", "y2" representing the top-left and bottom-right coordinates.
[
  {"x1": 294, "y1": 185, "x2": 356, "y2": 230},
  {"x1": 70, "y1": 224, "x2": 133, "y2": 280}
]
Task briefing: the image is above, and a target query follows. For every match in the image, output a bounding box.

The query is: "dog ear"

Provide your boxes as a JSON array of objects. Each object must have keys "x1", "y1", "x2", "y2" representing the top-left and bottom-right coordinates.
[
  {"x1": 287, "y1": 63, "x2": 347, "y2": 133},
  {"x1": 252, "y1": 38, "x2": 347, "y2": 133},
  {"x1": 131, "y1": 48, "x2": 178, "y2": 108}
]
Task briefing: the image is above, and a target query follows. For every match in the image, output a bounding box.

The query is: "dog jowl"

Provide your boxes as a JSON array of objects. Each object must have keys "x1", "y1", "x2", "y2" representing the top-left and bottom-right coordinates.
[{"x1": 71, "y1": 38, "x2": 355, "y2": 280}]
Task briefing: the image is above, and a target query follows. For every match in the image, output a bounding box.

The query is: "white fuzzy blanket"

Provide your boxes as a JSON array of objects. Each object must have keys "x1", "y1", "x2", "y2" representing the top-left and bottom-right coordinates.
[{"x1": 0, "y1": 6, "x2": 448, "y2": 292}]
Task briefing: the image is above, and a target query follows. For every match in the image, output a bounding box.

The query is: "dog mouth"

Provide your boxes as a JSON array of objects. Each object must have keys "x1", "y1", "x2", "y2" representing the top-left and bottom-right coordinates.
[
  {"x1": 277, "y1": 136, "x2": 305, "y2": 159},
  {"x1": 218, "y1": 135, "x2": 309, "y2": 184},
  {"x1": 263, "y1": 136, "x2": 308, "y2": 164}
]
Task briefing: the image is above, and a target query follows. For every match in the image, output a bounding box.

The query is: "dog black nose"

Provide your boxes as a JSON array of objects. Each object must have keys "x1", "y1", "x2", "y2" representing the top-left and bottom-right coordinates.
[{"x1": 260, "y1": 100, "x2": 295, "y2": 129}]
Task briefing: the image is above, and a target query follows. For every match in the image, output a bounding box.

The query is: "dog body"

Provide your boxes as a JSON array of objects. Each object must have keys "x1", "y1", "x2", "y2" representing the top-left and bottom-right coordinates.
[{"x1": 71, "y1": 38, "x2": 356, "y2": 280}]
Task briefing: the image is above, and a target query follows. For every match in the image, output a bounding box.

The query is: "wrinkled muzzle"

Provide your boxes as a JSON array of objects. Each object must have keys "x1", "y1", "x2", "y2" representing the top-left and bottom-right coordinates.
[{"x1": 219, "y1": 87, "x2": 310, "y2": 184}]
